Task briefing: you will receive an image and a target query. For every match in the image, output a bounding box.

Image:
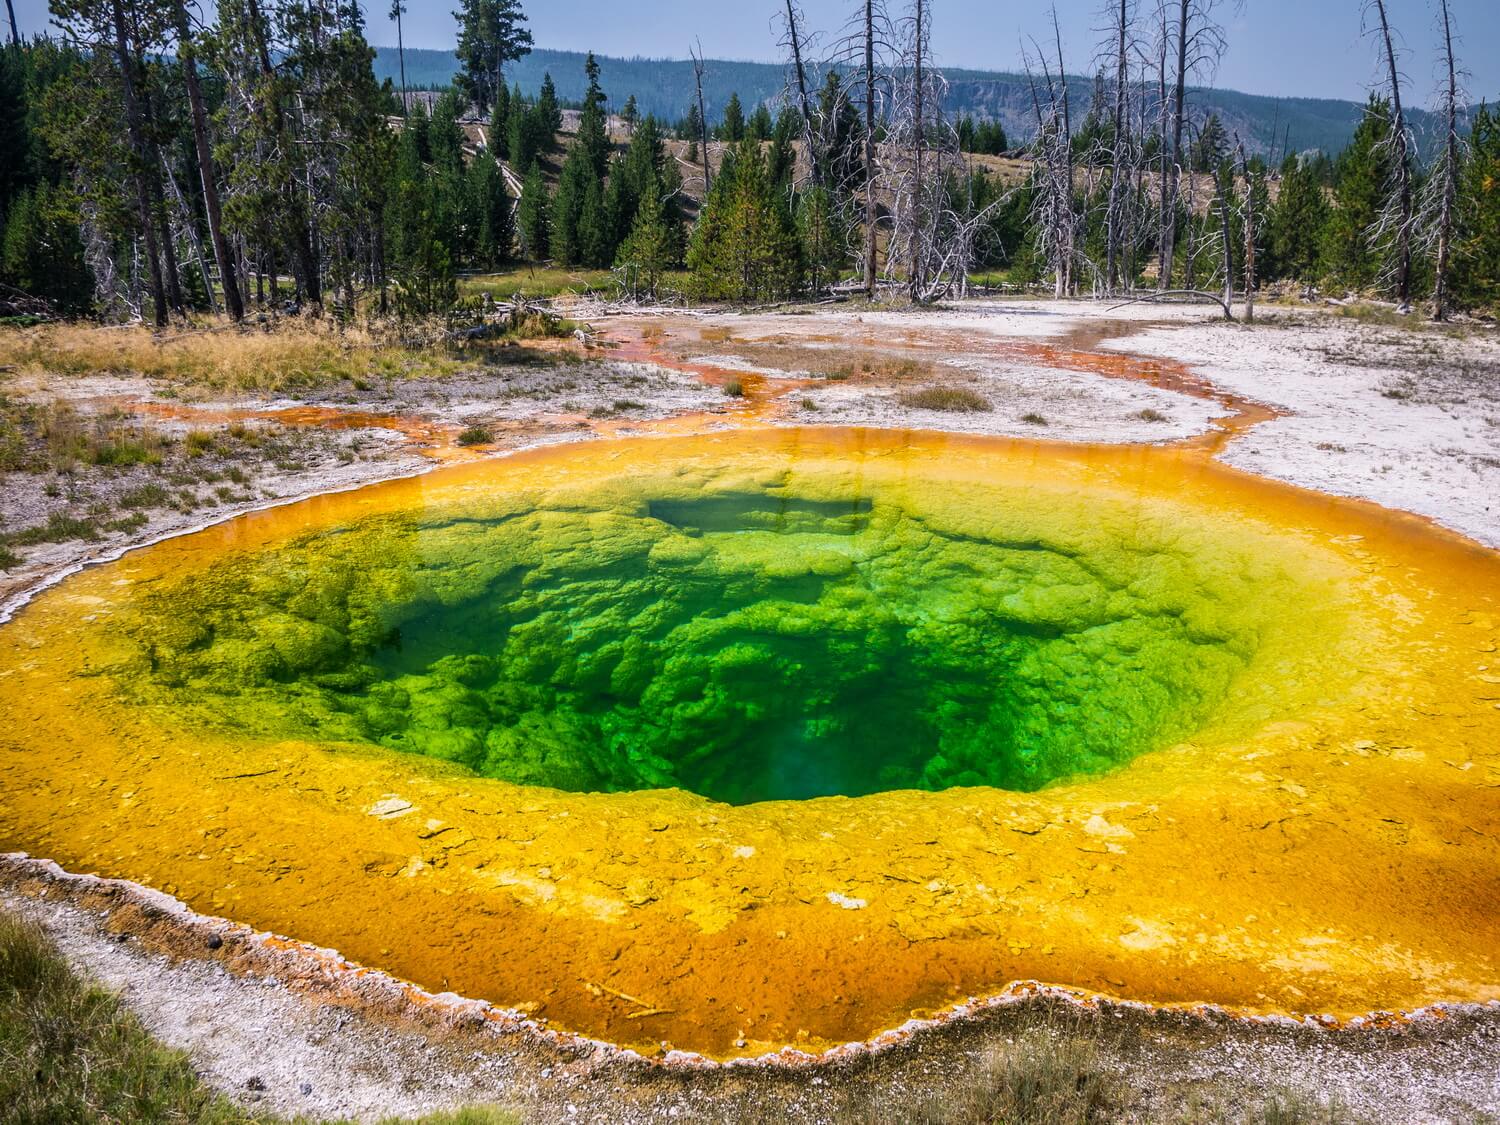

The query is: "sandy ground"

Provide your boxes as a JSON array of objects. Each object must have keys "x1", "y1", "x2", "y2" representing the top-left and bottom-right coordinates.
[{"x1": 4, "y1": 298, "x2": 1500, "y2": 1121}]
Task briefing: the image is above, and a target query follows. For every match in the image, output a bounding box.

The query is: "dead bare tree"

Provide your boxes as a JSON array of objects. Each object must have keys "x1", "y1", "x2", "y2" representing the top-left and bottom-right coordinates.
[
  {"x1": 1237, "y1": 138, "x2": 1256, "y2": 323},
  {"x1": 1365, "y1": 0, "x2": 1415, "y2": 308},
  {"x1": 1102, "y1": 0, "x2": 1136, "y2": 294},
  {"x1": 690, "y1": 41, "x2": 712, "y2": 195},
  {"x1": 1155, "y1": 0, "x2": 1234, "y2": 291},
  {"x1": 829, "y1": 0, "x2": 894, "y2": 297},
  {"x1": 1421, "y1": 0, "x2": 1466, "y2": 321},
  {"x1": 779, "y1": 1, "x2": 822, "y2": 186},
  {"x1": 1213, "y1": 155, "x2": 1234, "y2": 315},
  {"x1": 1023, "y1": 12, "x2": 1081, "y2": 299},
  {"x1": 860, "y1": 0, "x2": 884, "y2": 296}
]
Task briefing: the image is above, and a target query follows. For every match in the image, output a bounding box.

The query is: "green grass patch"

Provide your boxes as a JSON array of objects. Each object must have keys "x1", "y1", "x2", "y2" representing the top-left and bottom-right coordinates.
[
  {"x1": 4, "y1": 512, "x2": 101, "y2": 546},
  {"x1": 0, "y1": 910, "x2": 260, "y2": 1123},
  {"x1": 457, "y1": 425, "x2": 493, "y2": 447}
]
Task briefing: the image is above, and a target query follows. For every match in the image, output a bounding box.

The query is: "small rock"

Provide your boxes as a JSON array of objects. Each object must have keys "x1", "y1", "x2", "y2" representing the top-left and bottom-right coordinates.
[
  {"x1": 245, "y1": 1077, "x2": 266, "y2": 1092},
  {"x1": 206, "y1": 933, "x2": 223, "y2": 950},
  {"x1": 300, "y1": 1082, "x2": 313, "y2": 1096}
]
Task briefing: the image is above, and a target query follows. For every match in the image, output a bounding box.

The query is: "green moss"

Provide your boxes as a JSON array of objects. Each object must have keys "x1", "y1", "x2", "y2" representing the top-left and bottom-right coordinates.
[{"x1": 99, "y1": 467, "x2": 1336, "y2": 805}]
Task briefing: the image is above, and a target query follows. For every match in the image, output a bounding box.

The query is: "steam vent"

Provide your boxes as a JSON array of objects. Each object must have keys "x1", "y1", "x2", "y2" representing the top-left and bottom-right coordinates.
[{"x1": 2, "y1": 427, "x2": 1498, "y2": 1057}]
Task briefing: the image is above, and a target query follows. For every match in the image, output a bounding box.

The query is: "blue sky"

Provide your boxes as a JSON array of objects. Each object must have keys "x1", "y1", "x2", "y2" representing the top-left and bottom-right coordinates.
[{"x1": 12, "y1": 0, "x2": 1498, "y2": 103}]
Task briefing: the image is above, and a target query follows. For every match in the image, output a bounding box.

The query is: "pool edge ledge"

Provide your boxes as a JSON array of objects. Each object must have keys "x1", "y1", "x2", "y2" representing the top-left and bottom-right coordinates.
[{"x1": 3, "y1": 851, "x2": 1493, "y2": 1072}]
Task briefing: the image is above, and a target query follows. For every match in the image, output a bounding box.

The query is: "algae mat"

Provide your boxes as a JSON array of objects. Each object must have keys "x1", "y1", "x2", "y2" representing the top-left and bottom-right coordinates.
[{"x1": 1, "y1": 427, "x2": 1498, "y2": 1057}]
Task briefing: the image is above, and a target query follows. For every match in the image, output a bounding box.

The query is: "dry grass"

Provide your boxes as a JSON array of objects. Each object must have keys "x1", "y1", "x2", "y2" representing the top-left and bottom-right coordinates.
[
  {"x1": 899, "y1": 386, "x2": 993, "y2": 413},
  {"x1": 0, "y1": 321, "x2": 469, "y2": 396}
]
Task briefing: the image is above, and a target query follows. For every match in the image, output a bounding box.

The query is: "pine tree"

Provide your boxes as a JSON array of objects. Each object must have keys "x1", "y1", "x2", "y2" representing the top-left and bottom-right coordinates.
[
  {"x1": 552, "y1": 148, "x2": 590, "y2": 265},
  {"x1": 1268, "y1": 153, "x2": 1329, "y2": 286},
  {"x1": 537, "y1": 73, "x2": 562, "y2": 138},
  {"x1": 577, "y1": 174, "x2": 608, "y2": 267},
  {"x1": 387, "y1": 127, "x2": 456, "y2": 315},
  {"x1": 688, "y1": 138, "x2": 802, "y2": 301},
  {"x1": 490, "y1": 82, "x2": 511, "y2": 157},
  {"x1": 453, "y1": 0, "x2": 533, "y2": 113},
  {"x1": 621, "y1": 94, "x2": 639, "y2": 134},
  {"x1": 817, "y1": 72, "x2": 864, "y2": 194},
  {"x1": 467, "y1": 155, "x2": 513, "y2": 267},
  {"x1": 720, "y1": 93, "x2": 745, "y2": 143},
  {"x1": 517, "y1": 159, "x2": 550, "y2": 260},
  {"x1": 507, "y1": 98, "x2": 547, "y2": 173},
  {"x1": 796, "y1": 185, "x2": 848, "y2": 296},
  {"x1": 0, "y1": 181, "x2": 93, "y2": 312},
  {"x1": 747, "y1": 103, "x2": 773, "y2": 143},
  {"x1": 1190, "y1": 115, "x2": 1228, "y2": 173},
  {"x1": 575, "y1": 54, "x2": 609, "y2": 179},
  {"x1": 1322, "y1": 96, "x2": 1393, "y2": 292},
  {"x1": 616, "y1": 172, "x2": 673, "y2": 297},
  {"x1": 768, "y1": 108, "x2": 799, "y2": 190},
  {"x1": 1455, "y1": 104, "x2": 1500, "y2": 310}
]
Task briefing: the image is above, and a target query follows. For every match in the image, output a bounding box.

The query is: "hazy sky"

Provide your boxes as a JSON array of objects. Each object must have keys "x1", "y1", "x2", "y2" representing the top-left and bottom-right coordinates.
[{"x1": 12, "y1": 0, "x2": 1499, "y2": 103}]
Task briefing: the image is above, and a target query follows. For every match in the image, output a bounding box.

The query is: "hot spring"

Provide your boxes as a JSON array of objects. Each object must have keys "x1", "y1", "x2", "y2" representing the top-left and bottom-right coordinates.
[{"x1": 2, "y1": 428, "x2": 1498, "y2": 1056}]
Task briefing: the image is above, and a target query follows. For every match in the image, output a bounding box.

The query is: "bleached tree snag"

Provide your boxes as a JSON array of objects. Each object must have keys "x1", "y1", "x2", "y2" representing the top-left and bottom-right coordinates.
[
  {"x1": 691, "y1": 42, "x2": 712, "y2": 194},
  {"x1": 863, "y1": 0, "x2": 878, "y2": 297},
  {"x1": 1215, "y1": 156, "x2": 1234, "y2": 317},
  {"x1": 1367, "y1": 0, "x2": 1414, "y2": 309},
  {"x1": 1426, "y1": 0, "x2": 1463, "y2": 321},
  {"x1": 1238, "y1": 140, "x2": 1256, "y2": 324},
  {"x1": 781, "y1": 1, "x2": 821, "y2": 185},
  {"x1": 1104, "y1": 0, "x2": 1133, "y2": 294},
  {"x1": 1157, "y1": 0, "x2": 1234, "y2": 291}
]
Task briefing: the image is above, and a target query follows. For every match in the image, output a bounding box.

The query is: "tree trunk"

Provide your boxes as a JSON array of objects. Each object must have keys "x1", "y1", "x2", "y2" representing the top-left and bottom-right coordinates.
[
  {"x1": 863, "y1": 0, "x2": 878, "y2": 297},
  {"x1": 784, "y1": 1, "x2": 819, "y2": 185},
  {"x1": 109, "y1": 0, "x2": 167, "y2": 327},
  {"x1": 1160, "y1": 0, "x2": 1190, "y2": 291},
  {"x1": 173, "y1": 0, "x2": 244, "y2": 320},
  {"x1": 909, "y1": 0, "x2": 924, "y2": 302},
  {"x1": 1239, "y1": 143, "x2": 1256, "y2": 324},
  {"x1": 1105, "y1": 0, "x2": 1128, "y2": 294},
  {"x1": 692, "y1": 45, "x2": 712, "y2": 194},
  {"x1": 4, "y1": 0, "x2": 17, "y2": 46},
  {"x1": 161, "y1": 151, "x2": 217, "y2": 313},
  {"x1": 245, "y1": 0, "x2": 320, "y2": 307},
  {"x1": 1373, "y1": 0, "x2": 1413, "y2": 308},
  {"x1": 395, "y1": 4, "x2": 408, "y2": 116},
  {"x1": 1053, "y1": 12, "x2": 1073, "y2": 296},
  {"x1": 1432, "y1": 0, "x2": 1458, "y2": 321},
  {"x1": 1216, "y1": 159, "x2": 1234, "y2": 317}
]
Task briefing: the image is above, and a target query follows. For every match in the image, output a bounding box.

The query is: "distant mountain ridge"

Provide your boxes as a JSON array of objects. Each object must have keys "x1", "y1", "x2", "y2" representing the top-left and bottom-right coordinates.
[{"x1": 373, "y1": 45, "x2": 1479, "y2": 157}]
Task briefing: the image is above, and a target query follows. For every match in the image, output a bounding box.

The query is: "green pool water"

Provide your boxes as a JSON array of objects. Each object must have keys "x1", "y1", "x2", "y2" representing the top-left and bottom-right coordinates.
[{"x1": 96, "y1": 463, "x2": 1312, "y2": 805}]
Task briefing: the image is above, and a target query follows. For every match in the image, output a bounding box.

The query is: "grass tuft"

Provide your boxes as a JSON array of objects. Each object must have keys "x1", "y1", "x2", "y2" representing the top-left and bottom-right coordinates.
[
  {"x1": 1021, "y1": 412, "x2": 1050, "y2": 426},
  {"x1": 896, "y1": 1027, "x2": 1119, "y2": 1124},
  {"x1": 723, "y1": 380, "x2": 746, "y2": 398},
  {"x1": 899, "y1": 386, "x2": 993, "y2": 413},
  {"x1": 0, "y1": 910, "x2": 255, "y2": 1123},
  {"x1": 456, "y1": 425, "x2": 493, "y2": 447}
]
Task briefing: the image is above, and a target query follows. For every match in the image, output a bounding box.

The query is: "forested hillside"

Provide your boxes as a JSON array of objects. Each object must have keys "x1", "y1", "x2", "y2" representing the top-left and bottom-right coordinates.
[{"x1": 372, "y1": 46, "x2": 1477, "y2": 158}]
